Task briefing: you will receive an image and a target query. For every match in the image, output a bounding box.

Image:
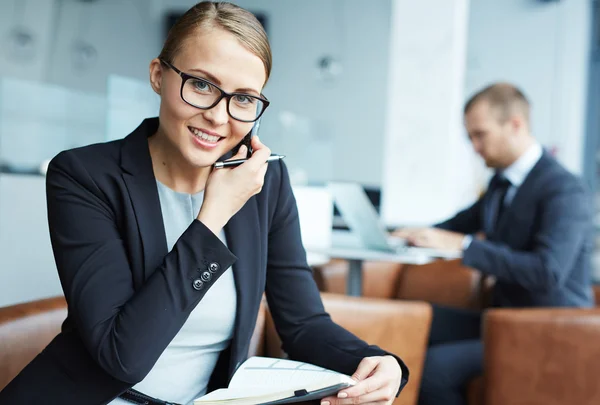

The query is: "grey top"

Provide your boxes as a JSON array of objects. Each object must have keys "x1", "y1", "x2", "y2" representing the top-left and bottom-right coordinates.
[{"x1": 109, "y1": 181, "x2": 237, "y2": 405}]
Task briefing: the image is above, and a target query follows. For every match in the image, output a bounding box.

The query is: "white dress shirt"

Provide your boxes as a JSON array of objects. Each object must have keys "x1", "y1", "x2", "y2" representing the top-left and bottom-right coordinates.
[{"x1": 500, "y1": 142, "x2": 543, "y2": 205}]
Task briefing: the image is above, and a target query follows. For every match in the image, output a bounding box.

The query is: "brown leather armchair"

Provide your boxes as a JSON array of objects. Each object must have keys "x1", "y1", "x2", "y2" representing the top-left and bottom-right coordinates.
[
  {"x1": 313, "y1": 259, "x2": 485, "y2": 309},
  {"x1": 314, "y1": 259, "x2": 600, "y2": 405},
  {"x1": 263, "y1": 293, "x2": 433, "y2": 405},
  {"x1": 1, "y1": 294, "x2": 432, "y2": 405},
  {"x1": 481, "y1": 307, "x2": 600, "y2": 405},
  {"x1": 0, "y1": 296, "x2": 67, "y2": 391}
]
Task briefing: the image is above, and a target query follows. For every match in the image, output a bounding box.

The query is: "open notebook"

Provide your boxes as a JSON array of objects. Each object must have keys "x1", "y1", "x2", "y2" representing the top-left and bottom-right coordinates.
[{"x1": 194, "y1": 357, "x2": 356, "y2": 405}]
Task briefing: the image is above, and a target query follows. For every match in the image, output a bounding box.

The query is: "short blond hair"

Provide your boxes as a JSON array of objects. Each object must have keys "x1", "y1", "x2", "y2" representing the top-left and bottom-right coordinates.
[{"x1": 464, "y1": 82, "x2": 530, "y2": 123}]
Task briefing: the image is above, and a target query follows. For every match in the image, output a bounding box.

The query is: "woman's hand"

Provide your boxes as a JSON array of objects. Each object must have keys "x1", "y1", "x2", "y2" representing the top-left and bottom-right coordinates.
[
  {"x1": 321, "y1": 356, "x2": 402, "y2": 405},
  {"x1": 197, "y1": 136, "x2": 271, "y2": 234}
]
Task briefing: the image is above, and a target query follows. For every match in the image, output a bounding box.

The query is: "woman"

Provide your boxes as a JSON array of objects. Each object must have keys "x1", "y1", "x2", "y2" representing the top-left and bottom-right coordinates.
[{"x1": 0, "y1": 2, "x2": 407, "y2": 404}]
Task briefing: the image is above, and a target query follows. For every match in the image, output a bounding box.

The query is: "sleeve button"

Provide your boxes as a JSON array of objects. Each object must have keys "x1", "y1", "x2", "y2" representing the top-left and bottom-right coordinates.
[
  {"x1": 192, "y1": 279, "x2": 204, "y2": 290},
  {"x1": 208, "y1": 262, "x2": 220, "y2": 273},
  {"x1": 201, "y1": 271, "x2": 212, "y2": 282}
]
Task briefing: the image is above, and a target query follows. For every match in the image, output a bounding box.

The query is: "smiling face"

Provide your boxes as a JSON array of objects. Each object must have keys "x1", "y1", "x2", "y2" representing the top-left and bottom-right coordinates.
[{"x1": 149, "y1": 26, "x2": 267, "y2": 169}]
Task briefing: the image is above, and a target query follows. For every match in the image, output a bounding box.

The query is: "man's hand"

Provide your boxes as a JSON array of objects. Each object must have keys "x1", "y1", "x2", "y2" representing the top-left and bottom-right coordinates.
[
  {"x1": 392, "y1": 227, "x2": 465, "y2": 251},
  {"x1": 320, "y1": 356, "x2": 402, "y2": 405}
]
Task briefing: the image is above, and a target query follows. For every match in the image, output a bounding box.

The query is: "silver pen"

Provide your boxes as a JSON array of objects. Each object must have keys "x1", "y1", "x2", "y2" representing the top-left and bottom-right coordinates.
[{"x1": 213, "y1": 154, "x2": 285, "y2": 169}]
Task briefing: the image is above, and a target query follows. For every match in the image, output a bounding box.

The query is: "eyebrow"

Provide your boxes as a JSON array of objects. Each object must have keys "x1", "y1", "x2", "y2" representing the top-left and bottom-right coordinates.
[{"x1": 188, "y1": 68, "x2": 261, "y2": 96}]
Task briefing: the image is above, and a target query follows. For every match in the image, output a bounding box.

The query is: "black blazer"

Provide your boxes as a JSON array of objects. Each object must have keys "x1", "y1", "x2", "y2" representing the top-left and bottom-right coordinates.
[
  {"x1": 437, "y1": 150, "x2": 594, "y2": 308},
  {"x1": 0, "y1": 118, "x2": 408, "y2": 404}
]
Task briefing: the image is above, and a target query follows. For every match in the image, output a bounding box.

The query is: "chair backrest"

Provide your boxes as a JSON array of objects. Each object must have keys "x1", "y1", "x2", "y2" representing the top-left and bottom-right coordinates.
[
  {"x1": 484, "y1": 308, "x2": 600, "y2": 405},
  {"x1": 248, "y1": 299, "x2": 267, "y2": 358},
  {"x1": 264, "y1": 293, "x2": 432, "y2": 405},
  {"x1": 395, "y1": 259, "x2": 484, "y2": 309},
  {"x1": 312, "y1": 259, "x2": 405, "y2": 299},
  {"x1": 313, "y1": 258, "x2": 485, "y2": 307},
  {"x1": 0, "y1": 296, "x2": 67, "y2": 390}
]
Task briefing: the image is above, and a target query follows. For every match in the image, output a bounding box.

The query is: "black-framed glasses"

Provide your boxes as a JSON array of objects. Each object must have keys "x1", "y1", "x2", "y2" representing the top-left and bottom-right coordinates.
[{"x1": 160, "y1": 59, "x2": 269, "y2": 123}]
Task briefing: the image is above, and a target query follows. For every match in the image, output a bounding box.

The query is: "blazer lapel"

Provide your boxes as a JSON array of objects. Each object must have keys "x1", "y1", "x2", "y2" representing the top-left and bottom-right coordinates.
[
  {"x1": 120, "y1": 118, "x2": 168, "y2": 282},
  {"x1": 496, "y1": 151, "x2": 549, "y2": 235},
  {"x1": 224, "y1": 196, "x2": 262, "y2": 373}
]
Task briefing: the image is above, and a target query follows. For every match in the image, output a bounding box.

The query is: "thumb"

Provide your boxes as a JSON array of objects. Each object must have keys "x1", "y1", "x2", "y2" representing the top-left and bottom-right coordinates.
[
  {"x1": 352, "y1": 357, "x2": 380, "y2": 382},
  {"x1": 230, "y1": 144, "x2": 248, "y2": 160},
  {"x1": 250, "y1": 135, "x2": 265, "y2": 151}
]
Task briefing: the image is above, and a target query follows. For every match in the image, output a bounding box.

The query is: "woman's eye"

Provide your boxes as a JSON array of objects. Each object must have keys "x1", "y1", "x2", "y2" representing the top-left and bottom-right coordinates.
[
  {"x1": 234, "y1": 95, "x2": 255, "y2": 104},
  {"x1": 192, "y1": 80, "x2": 210, "y2": 92}
]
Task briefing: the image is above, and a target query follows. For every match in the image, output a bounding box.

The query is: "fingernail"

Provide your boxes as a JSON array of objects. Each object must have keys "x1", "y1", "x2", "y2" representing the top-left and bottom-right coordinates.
[
  {"x1": 338, "y1": 392, "x2": 348, "y2": 398},
  {"x1": 239, "y1": 145, "x2": 247, "y2": 154},
  {"x1": 321, "y1": 402, "x2": 330, "y2": 405}
]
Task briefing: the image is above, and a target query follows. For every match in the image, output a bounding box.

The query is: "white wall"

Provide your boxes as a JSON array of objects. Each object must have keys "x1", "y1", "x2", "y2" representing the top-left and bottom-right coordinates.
[
  {"x1": 1, "y1": 0, "x2": 392, "y2": 186},
  {"x1": 380, "y1": 0, "x2": 474, "y2": 227},
  {"x1": 221, "y1": 0, "x2": 393, "y2": 186},
  {"x1": 0, "y1": 0, "x2": 56, "y2": 82},
  {"x1": 466, "y1": 0, "x2": 593, "y2": 175}
]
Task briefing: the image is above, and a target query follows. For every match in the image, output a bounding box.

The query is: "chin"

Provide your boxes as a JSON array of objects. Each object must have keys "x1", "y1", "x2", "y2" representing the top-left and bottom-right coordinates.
[
  {"x1": 482, "y1": 158, "x2": 496, "y2": 168},
  {"x1": 181, "y1": 149, "x2": 219, "y2": 169}
]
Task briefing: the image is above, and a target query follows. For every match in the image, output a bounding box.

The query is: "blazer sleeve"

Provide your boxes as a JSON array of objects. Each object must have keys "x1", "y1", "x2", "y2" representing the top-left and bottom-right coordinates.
[
  {"x1": 264, "y1": 161, "x2": 409, "y2": 394},
  {"x1": 434, "y1": 198, "x2": 483, "y2": 234},
  {"x1": 46, "y1": 151, "x2": 237, "y2": 384},
  {"x1": 462, "y1": 181, "x2": 592, "y2": 290}
]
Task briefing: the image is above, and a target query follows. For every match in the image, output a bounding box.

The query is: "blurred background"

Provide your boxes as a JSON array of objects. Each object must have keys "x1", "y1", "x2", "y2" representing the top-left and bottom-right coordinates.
[{"x1": 0, "y1": 0, "x2": 598, "y2": 306}]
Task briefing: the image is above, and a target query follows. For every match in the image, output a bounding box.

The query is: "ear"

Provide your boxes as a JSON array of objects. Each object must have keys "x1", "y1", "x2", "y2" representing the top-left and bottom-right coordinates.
[
  {"x1": 508, "y1": 114, "x2": 523, "y2": 134},
  {"x1": 149, "y1": 58, "x2": 163, "y2": 95}
]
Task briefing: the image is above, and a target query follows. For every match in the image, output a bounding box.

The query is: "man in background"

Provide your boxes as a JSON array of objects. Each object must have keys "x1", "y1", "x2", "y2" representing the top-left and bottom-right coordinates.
[{"x1": 395, "y1": 83, "x2": 595, "y2": 405}]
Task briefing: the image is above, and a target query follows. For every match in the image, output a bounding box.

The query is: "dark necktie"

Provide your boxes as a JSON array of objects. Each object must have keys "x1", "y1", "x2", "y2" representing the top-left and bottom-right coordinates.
[{"x1": 490, "y1": 175, "x2": 512, "y2": 232}]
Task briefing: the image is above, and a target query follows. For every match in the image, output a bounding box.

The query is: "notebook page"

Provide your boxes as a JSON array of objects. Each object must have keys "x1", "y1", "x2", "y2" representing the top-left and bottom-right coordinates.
[
  {"x1": 195, "y1": 387, "x2": 275, "y2": 402},
  {"x1": 229, "y1": 357, "x2": 354, "y2": 390}
]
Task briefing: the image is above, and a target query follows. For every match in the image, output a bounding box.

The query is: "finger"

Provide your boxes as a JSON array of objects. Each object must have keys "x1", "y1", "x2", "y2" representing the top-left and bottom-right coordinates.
[
  {"x1": 245, "y1": 143, "x2": 271, "y2": 170},
  {"x1": 228, "y1": 144, "x2": 248, "y2": 160},
  {"x1": 391, "y1": 229, "x2": 407, "y2": 238},
  {"x1": 250, "y1": 134, "x2": 266, "y2": 151},
  {"x1": 339, "y1": 374, "x2": 387, "y2": 399},
  {"x1": 351, "y1": 357, "x2": 380, "y2": 382},
  {"x1": 405, "y1": 235, "x2": 421, "y2": 247},
  {"x1": 321, "y1": 387, "x2": 392, "y2": 405}
]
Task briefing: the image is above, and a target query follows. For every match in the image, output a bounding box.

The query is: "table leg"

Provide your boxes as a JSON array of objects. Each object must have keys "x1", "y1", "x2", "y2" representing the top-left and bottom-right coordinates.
[{"x1": 347, "y1": 259, "x2": 363, "y2": 296}]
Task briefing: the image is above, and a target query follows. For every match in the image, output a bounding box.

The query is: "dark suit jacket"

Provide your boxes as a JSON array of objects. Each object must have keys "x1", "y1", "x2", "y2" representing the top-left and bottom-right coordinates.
[
  {"x1": 0, "y1": 118, "x2": 408, "y2": 404},
  {"x1": 436, "y1": 150, "x2": 594, "y2": 308}
]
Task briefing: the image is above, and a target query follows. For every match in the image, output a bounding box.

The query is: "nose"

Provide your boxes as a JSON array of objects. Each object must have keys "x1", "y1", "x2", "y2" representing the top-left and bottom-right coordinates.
[
  {"x1": 471, "y1": 139, "x2": 482, "y2": 155},
  {"x1": 203, "y1": 97, "x2": 229, "y2": 126}
]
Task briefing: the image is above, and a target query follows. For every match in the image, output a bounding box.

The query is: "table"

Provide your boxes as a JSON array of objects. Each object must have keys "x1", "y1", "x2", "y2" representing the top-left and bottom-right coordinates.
[{"x1": 307, "y1": 245, "x2": 461, "y2": 297}]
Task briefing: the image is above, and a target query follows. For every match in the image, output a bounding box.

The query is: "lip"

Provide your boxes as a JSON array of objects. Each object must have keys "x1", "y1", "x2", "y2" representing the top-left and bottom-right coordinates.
[
  {"x1": 188, "y1": 127, "x2": 223, "y2": 150},
  {"x1": 190, "y1": 126, "x2": 222, "y2": 138}
]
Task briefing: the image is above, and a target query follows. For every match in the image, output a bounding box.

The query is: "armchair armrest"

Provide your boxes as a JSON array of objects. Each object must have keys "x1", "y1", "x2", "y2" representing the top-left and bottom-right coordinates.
[
  {"x1": 0, "y1": 297, "x2": 67, "y2": 390},
  {"x1": 265, "y1": 293, "x2": 432, "y2": 405},
  {"x1": 483, "y1": 308, "x2": 600, "y2": 405}
]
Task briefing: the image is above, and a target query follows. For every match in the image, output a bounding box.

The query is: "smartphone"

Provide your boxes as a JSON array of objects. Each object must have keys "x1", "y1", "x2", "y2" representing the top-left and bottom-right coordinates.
[{"x1": 232, "y1": 117, "x2": 261, "y2": 159}]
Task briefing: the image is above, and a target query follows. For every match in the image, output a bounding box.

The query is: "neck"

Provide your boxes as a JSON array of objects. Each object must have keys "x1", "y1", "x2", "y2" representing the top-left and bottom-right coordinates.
[
  {"x1": 502, "y1": 134, "x2": 536, "y2": 169},
  {"x1": 148, "y1": 130, "x2": 211, "y2": 194}
]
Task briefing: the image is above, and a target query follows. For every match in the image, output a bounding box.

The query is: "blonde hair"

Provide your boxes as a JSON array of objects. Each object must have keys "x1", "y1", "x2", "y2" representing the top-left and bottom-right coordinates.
[
  {"x1": 464, "y1": 82, "x2": 530, "y2": 123},
  {"x1": 159, "y1": 1, "x2": 272, "y2": 82}
]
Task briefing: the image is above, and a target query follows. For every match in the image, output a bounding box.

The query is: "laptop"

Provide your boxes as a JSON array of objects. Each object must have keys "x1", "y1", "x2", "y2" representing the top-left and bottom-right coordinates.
[{"x1": 328, "y1": 182, "x2": 461, "y2": 259}]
